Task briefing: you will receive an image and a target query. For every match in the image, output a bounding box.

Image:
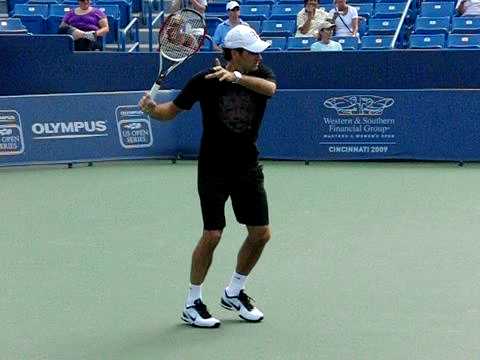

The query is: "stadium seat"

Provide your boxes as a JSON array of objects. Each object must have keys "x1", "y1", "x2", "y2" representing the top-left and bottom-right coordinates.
[
  {"x1": 447, "y1": 33, "x2": 480, "y2": 48},
  {"x1": 351, "y1": 3, "x2": 374, "y2": 19},
  {"x1": 276, "y1": 0, "x2": 303, "y2": 4},
  {"x1": 240, "y1": 4, "x2": 271, "y2": 21},
  {"x1": 46, "y1": 3, "x2": 72, "y2": 33},
  {"x1": 96, "y1": 4, "x2": 120, "y2": 43},
  {"x1": 451, "y1": 17, "x2": 480, "y2": 34},
  {"x1": 96, "y1": 0, "x2": 131, "y2": 27},
  {"x1": 360, "y1": 34, "x2": 394, "y2": 49},
  {"x1": 287, "y1": 36, "x2": 315, "y2": 50},
  {"x1": 244, "y1": 0, "x2": 275, "y2": 5},
  {"x1": 205, "y1": 2, "x2": 229, "y2": 17},
  {"x1": 260, "y1": 19, "x2": 295, "y2": 36},
  {"x1": 263, "y1": 36, "x2": 287, "y2": 50},
  {"x1": 374, "y1": 3, "x2": 407, "y2": 18},
  {"x1": 0, "y1": 17, "x2": 28, "y2": 33},
  {"x1": 205, "y1": 16, "x2": 222, "y2": 37},
  {"x1": 270, "y1": 4, "x2": 303, "y2": 20},
  {"x1": 367, "y1": 18, "x2": 400, "y2": 34},
  {"x1": 247, "y1": 20, "x2": 262, "y2": 34},
  {"x1": 421, "y1": 2, "x2": 455, "y2": 17},
  {"x1": 409, "y1": 33, "x2": 445, "y2": 48},
  {"x1": 332, "y1": 35, "x2": 359, "y2": 49},
  {"x1": 12, "y1": 3, "x2": 48, "y2": 33},
  {"x1": 200, "y1": 35, "x2": 214, "y2": 51},
  {"x1": 414, "y1": 16, "x2": 450, "y2": 34}
]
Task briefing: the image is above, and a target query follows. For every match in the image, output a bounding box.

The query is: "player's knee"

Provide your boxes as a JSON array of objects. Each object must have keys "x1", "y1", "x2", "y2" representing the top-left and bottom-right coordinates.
[
  {"x1": 201, "y1": 230, "x2": 222, "y2": 249},
  {"x1": 248, "y1": 227, "x2": 271, "y2": 246}
]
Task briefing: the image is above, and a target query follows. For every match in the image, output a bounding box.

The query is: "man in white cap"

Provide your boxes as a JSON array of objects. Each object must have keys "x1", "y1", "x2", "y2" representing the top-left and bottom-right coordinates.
[
  {"x1": 212, "y1": 1, "x2": 248, "y2": 50},
  {"x1": 138, "y1": 25, "x2": 276, "y2": 328}
]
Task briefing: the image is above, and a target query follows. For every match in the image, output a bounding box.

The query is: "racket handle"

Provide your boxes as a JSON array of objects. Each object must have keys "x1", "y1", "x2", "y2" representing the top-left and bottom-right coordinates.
[{"x1": 150, "y1": 82, "x2": 161, "y2": 98}]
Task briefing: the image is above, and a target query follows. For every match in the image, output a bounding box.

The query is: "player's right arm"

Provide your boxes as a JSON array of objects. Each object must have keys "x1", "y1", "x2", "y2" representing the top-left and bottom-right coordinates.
[{"x1": 138, "y1": 93, "x2": 183, "y2": 121}]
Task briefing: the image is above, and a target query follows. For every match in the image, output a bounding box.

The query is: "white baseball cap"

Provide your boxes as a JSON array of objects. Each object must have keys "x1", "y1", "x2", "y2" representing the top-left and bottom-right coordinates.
[
  {"x1": 226, "y1": 0, "x2": 240, "y2": 10},
  {"x1": 223, "y1": 24, "x2": 271, "y2": 53}
]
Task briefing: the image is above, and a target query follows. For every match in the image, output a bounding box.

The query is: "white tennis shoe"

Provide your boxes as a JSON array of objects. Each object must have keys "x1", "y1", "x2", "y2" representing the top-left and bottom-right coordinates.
[
  {"x1": 181, "y1": 299, "x2": 221, "y2": 328},
  {"x1": 220, "y1": 289, "x2": 264, "y2": 322}
]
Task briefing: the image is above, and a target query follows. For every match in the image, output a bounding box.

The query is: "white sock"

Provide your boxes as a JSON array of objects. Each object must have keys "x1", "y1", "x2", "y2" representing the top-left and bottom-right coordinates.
[
  {"x1": 186, "y1": 284, "x2": 202, "y2": 307},
  {"x1": 225, "y1": 272, "x2": 247, "y2": 297}
]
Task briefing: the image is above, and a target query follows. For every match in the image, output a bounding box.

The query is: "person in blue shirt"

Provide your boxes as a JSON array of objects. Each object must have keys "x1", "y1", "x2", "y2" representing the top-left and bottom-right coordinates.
[
  {"x1": 212, "y1": 1, "x2": 248, "y2": 50},
  {"x1": 310, "y1": 20, "x2": 343, "y2": 51}
]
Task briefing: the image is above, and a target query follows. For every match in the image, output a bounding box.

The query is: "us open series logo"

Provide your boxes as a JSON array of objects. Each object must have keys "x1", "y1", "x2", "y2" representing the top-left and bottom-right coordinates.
[
  {"x1": 0, "y1": 110, "x2": 25, "y2": 156},
  {"x1": 115, "y1": 105, "x2": 153, "y2": 149}
]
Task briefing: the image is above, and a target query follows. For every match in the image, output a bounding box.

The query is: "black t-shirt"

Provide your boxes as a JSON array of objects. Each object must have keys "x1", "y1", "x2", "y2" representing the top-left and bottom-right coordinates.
[{"x1": 173, "y1": 64, "x2": 276, "y2": 172}]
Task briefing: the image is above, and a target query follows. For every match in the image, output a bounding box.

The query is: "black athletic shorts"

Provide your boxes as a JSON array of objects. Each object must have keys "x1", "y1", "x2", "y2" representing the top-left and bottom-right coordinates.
[{"x1": 197, "y1": 164, "x2": 269, "y2": 230}]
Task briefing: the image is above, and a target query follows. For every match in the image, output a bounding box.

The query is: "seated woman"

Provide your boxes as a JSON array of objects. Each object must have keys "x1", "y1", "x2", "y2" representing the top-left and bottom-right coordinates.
[
  {"x1": 328, "y1": 0, "x2": 359, "y2": 38},
  {"x1": 58, "y1": 0, "x2": 109, "y2": 51},
  {"x1": 296, "y1": 0, "x2": 329, "y2": 37}
]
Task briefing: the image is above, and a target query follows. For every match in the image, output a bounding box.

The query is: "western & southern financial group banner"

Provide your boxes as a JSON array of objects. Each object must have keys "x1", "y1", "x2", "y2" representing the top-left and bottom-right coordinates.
[{"x1": 0, "y1": 89, "x2": 479, "y2": 166}]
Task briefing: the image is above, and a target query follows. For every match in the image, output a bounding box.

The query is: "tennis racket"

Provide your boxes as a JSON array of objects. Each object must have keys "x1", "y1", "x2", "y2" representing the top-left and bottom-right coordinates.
[{"x1": 149, "y1": 8, "x2": 206, "y2": 98}]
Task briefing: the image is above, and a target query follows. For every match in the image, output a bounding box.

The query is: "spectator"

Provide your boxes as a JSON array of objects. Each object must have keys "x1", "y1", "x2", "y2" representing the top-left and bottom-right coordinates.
[
  {"x1": 189, "y1": 0, "x2": 207, "y2": 14},
  {"x1": 295, "y1": 0, "x2": 329, "y2": 37},
  {"x1": 329, "y1": 0, "x2": 359, "y2": 37},
  {"x1": 212, "y1": 1, "x2": 247, "y2": 50},
  {"x1": 310, "y1": 21, "x2": 343, "y2": 51},
  {"x1": 58, "y1": 0, "x2": 109, "y2": 51},
  {"x1": 456, "y1": 0, "x2": 480, "y2": 16}
]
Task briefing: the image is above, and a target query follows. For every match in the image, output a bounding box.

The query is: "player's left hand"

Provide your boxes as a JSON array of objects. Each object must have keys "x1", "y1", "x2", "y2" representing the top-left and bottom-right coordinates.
[{"x1": 204, "y1": 58, "x2": 236, "y2": 82}]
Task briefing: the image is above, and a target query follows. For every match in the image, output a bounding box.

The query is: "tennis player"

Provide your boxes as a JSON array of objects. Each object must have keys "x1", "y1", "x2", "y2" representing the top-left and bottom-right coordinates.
[{"x1": 138, "y1": 25, "x2": 276, "y2": 328}]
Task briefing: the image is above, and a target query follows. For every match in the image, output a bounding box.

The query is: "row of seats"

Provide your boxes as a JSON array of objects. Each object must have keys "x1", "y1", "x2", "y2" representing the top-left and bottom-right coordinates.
[
  {"x1": 201, "y1": 34, "x2": 398, "y2": 49},
  {"x1": 7, "y1": 0, "x2": 140, "y2": 14},
  {"x1": 206, "y1": 2, "x2": 410, "y2": 20},
  {"x1": 11, "y1": 2, "x2": 125, "y2": 41},
  {"x1": 410, "y1": 33, "x2": 480, "y2": 47},
  {"x1": 11, "y1": 0, "x2": 130, "y2": 27},
  {"x1": 207, "y1": 17, "x2": 402, "y2": 37},
  {"x1": 414, "y1": 16, "x2": 480, "y2": 34}
]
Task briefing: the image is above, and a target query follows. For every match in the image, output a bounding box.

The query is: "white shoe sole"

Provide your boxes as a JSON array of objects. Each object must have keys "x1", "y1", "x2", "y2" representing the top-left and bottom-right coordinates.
[
  {"x1": 181, "y1": 312, "x2": 221, "y2": 328},
  {"x1": 220, "y1": 298, "x2": 264, "y2": 323}
]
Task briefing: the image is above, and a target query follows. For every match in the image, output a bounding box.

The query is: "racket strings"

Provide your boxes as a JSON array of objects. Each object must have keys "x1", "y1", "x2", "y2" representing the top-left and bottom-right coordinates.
[{"x1": 159, "y1": 11, "x2": 205, "y2": 61}]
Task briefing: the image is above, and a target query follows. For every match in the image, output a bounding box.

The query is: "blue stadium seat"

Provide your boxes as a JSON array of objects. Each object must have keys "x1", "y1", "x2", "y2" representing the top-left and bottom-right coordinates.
[
  {"x1": 0, "y1": 17, "x2": 28, "y2": 33},
  {"x1": 247, "y1": 20, "x2": 262, "y2": 34},
  {"x1": 276, "y1": 0, "x2": 303, "y2": 4},
  {"x1": 360, "y1": 34, "x2": 394, "y2": 49},
  {"x1": 244, "y1": 0, "x2": 275, "y2": 5},
  {"x1": 451, "y1": 17, "x2": 480, "y2": 34},
  {"x1": 287, "y1": 36, "x2": 315, "y2": 49},
  {"x1": 332, "y1": 35, "x2": 359, "y2": 49},
  {"x1": 320, "y1": 4, "x2": 335, "y2": 12},
  {"x1": 205, "y1": 16, "x2": 222, "y2": 37},
  {"x1": 351, "y1": 3, "x2": 374, "y2": 19},
  {"x1": 263, "y1": 36, "x2": 287, "y2": 50},
  {"x1": 447, "y1": 33, "x2": 480, "y2": 48},
  {"x1": 421, "y1": 2, "x2": 455, "y2": 17},
  {"x1": 270, "y1": 4, "x2": 303, "y2": 20},
  {"x1": 367, "y1": 18, "x2": 400, "y2": 34},
  {"x1": 414, "y1": 16, "x2": 450, "y2": 34},
  {"x1": 409, "y1": 33, "x2": 445, "y2": 48},
  {"x1": 96, "y1": 4, "x2": 120, "y2": 43},
  {"x1": 374, "y1": 3, "x2": 407, "y2": 18},
  {"x1": 240, "y1": 4, "x2": 271, "y2": 21},
  {"x1": 96, "y1": 0, "x2": 131, "y2": 27},
  {"x1": 200, "y1": 35, "x2": 214, "y2": 51},
  {"x1": 46, "y1": 3, "x2": 73, "y2": 33},
  {"x1": 12, "y1": 4, "x2": 48, "y2": 33},
  {"x1": 205, "y1": 2, "x2": 229, "y2": 17},
  {"x1": 260, "y1": 19, "x2": 295, "y2": 36}
]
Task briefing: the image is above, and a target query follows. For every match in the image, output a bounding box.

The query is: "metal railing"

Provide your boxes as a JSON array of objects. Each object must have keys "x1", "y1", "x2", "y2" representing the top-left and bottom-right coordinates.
[
  {"x1": 147, "y1": 0, "x2": 164, "y2": 51},
  {"x1": 390, "y1": 0, "x2": 413, "y2": 48},
  {"x1": 119, "y1": 16, "x2": 140, "y2": 52}
]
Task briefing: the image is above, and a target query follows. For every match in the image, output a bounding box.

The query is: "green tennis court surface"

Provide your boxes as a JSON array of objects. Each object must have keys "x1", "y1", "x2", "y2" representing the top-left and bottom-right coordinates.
[{"x1": 1, "y1": 161, "x2": 479, "y2": 360}]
